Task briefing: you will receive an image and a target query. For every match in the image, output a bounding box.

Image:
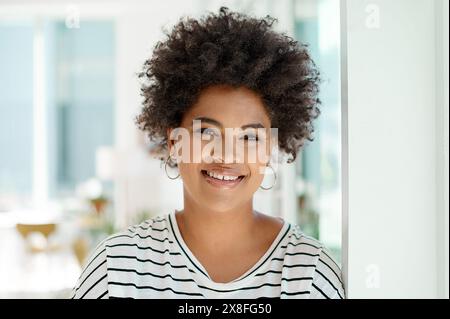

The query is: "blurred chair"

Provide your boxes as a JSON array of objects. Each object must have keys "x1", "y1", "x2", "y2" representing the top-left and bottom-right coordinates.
[{"x1": 15, "y1": 223, "x2": 57, "y2": 252}]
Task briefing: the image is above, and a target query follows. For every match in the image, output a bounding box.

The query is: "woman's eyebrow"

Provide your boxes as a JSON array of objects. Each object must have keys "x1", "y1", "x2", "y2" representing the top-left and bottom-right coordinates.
[
  {"x1": 193, "y1": 116, "x2": 222, "y2": 127},
  {"x1": 193, "y1": 117, "x2": 265, "y2": 130},
  {"x1": 241, "y1": 123, "x2": 265, "y2": 130}
]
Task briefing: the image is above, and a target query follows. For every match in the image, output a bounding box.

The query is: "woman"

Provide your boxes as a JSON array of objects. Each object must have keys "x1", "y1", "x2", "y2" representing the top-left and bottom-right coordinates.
[{"x1": 71, "y1": 7, "x2": 345, "y2": 299}]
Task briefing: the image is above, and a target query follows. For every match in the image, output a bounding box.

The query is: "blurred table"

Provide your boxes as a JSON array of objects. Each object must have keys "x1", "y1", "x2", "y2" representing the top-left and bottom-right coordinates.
[{"x1": 0, "y1": 224, "x2": 81, "y2": 298}]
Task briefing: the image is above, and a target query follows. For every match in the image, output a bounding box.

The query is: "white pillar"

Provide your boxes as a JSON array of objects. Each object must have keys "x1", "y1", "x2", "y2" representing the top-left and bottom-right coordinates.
[{"x1": 341, "y1": 0, "x2": 449, "y2": 298}]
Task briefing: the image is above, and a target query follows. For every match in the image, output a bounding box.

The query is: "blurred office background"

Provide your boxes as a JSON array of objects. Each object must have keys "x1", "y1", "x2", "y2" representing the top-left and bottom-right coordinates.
[{"x1": 0, "y1": 0, "x2": 342, "y2": 298}]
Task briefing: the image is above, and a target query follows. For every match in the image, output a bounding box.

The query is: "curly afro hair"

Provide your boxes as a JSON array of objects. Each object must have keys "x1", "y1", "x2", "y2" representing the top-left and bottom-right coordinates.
[{"x1": 136, "y1": 6, "x2": 321, "y2": 163}]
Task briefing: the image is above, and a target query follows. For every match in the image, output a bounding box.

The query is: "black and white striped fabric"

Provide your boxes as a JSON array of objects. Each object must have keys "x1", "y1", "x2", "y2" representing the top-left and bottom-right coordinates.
[{"x1": 70, "y1": 211, "x2": 345, "y2": 299}]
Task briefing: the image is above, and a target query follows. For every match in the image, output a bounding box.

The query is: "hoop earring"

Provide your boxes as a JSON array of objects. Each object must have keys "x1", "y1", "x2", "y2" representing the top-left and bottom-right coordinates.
[
  {"x1": 164, "y1": 155, "x2": 180, "y2": 180},
  {"x1": 259, "y1": 163, "x2": 277, "y2": 190}
]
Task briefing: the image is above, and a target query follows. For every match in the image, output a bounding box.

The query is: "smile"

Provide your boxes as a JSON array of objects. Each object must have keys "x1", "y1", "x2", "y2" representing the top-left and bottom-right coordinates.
[{"x1": 200, "y1": 170, "x2": 245, "y2": 189}]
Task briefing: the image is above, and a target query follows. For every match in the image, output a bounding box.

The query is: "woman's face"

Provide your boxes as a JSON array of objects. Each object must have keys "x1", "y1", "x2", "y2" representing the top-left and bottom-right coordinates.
[{"x1": 168, "y1": 84, "x2": 273, "y2": 212}]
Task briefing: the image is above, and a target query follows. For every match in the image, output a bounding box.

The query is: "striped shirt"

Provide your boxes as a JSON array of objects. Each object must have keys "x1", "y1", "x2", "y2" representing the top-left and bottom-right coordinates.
[{"x1": 70, "y1": 211, "x2": 346, "y2": 299}]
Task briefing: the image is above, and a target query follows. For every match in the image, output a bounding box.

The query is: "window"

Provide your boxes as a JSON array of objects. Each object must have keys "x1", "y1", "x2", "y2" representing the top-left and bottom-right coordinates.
[
  {"x1": 294, "y1": 0, "x2": 342, "y2": 262},
  {"x1": 0, "y1": 19, "x2": 115, "y2": 210},
  {"x1": 0, "y1": 21, "x2": 34, "y2": 207},
  {"x1": 48, "y1": 21, "x2": 115, "y2": 197}
]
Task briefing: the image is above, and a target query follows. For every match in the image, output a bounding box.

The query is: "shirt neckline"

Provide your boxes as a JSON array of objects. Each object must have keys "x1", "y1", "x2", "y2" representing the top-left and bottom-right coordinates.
[{"x1": 167, "y1": 209, "x2": 291, "y2": 289}]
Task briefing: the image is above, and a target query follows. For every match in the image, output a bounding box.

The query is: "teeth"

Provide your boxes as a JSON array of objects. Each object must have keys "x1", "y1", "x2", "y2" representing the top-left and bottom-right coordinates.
[{"x1": 206, "y1": 171, "x2": 239, "y2": 181}]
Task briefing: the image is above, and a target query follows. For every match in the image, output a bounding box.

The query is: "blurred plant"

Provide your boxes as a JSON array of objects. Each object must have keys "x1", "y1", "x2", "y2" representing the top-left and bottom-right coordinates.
[
  {"x1": 101, "y1": 218, "x2": 117, "y2": 235},
  {"x1": 132, "y1": 210, "x2": 154, "y2": 225},
  {"x1": 89, "y1": 195, "x2": 108, "y2": 215},
  {"x1": 298, "y1": 193, "x2": 320, "y2": 239}
]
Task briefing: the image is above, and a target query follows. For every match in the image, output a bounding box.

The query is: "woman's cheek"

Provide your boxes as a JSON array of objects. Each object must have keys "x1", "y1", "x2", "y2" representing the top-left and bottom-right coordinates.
[{"x1": 247, "y1": 165, "x2": 265, "y2": 188}]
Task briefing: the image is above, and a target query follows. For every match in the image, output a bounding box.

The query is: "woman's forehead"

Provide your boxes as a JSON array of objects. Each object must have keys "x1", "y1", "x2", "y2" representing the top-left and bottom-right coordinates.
[{"x1": 182, "y1": 85, "x2": 271, "y2": 127}]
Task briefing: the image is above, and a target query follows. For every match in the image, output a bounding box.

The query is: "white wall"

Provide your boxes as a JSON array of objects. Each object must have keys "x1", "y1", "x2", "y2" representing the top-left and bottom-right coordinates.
[
  {"x1": 341, "y1": 0, "x2": 449, "y2": 298},
  {"x1": 435, "y1": 0, "x2": 449, "y2": 299}
]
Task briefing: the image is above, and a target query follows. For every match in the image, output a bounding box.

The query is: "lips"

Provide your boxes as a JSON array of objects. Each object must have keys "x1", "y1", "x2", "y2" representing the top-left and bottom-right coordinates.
[{"x1": 200, "y1": 169, "x2": 246, "y2": 189}]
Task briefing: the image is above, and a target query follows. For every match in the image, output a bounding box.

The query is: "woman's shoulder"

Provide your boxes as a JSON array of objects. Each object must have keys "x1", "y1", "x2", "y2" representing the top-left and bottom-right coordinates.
[
  {"x1": 285, "y1": 223, "x2": 346, "y2": 299},
  {"x1": 286, "y1": 224, "x2": 341, "y2": 269},
  {"x1": 70, "y1": 213, "x2": 171, "y2": 299},
  {"x1": 102, "y1": 212, "x2": 173, "y2": 247},
  {"x1": 286, "y1": 224, "x2": 326, "y2": 252}
]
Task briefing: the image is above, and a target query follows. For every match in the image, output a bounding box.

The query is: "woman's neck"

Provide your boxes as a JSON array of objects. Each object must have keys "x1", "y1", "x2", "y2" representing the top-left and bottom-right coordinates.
[{"x1": 176, "y1": 196, "x2": 260, "y2": 254}]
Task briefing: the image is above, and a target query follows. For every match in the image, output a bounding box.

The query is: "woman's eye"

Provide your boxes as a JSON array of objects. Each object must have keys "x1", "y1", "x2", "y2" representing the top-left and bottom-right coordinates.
[
  {"x1": 240, "y1": 134, "x2": 259, "y2": 141},
  {"x1": 198, "y1": 127, "x2": 218, "y2": 137}
]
